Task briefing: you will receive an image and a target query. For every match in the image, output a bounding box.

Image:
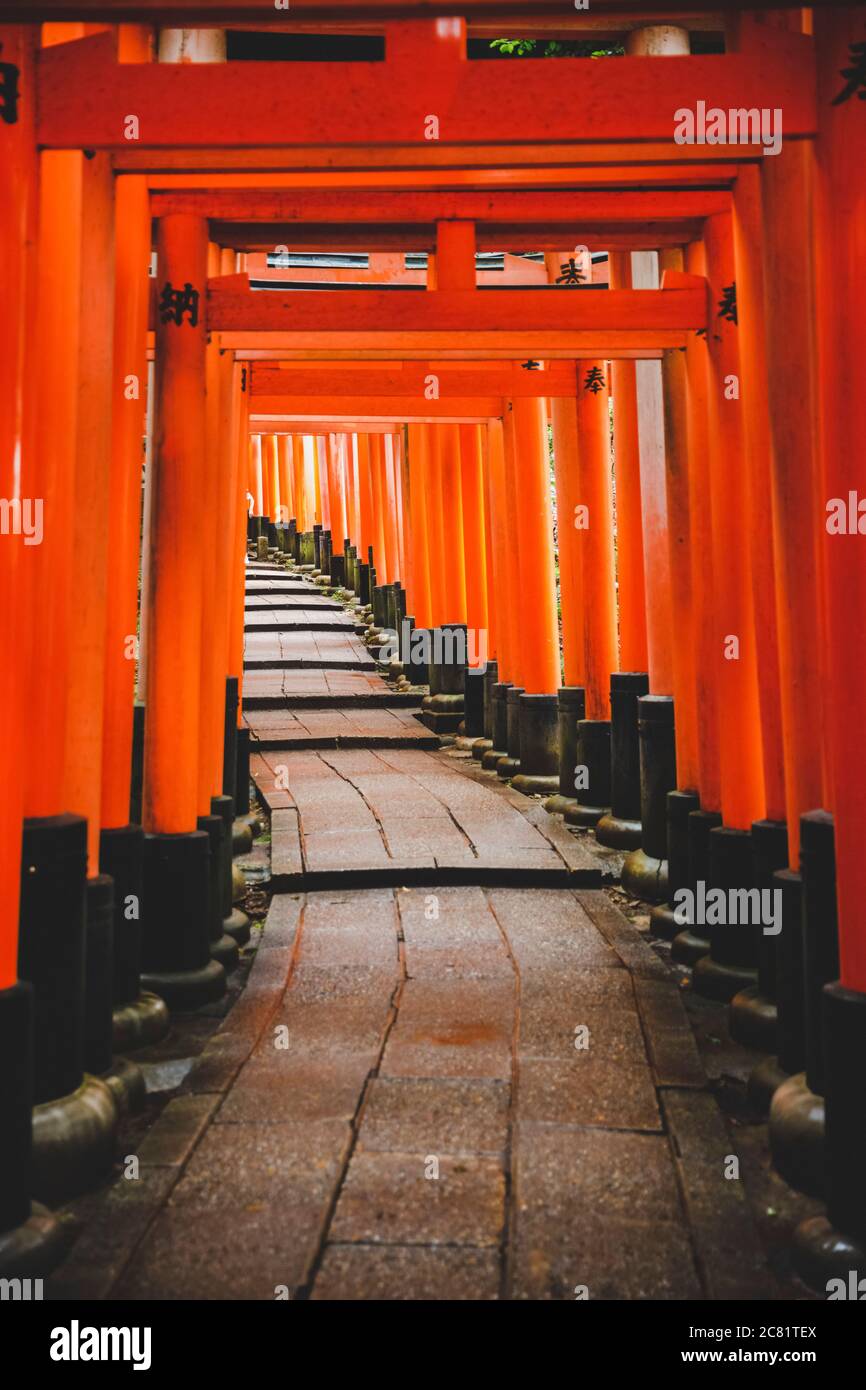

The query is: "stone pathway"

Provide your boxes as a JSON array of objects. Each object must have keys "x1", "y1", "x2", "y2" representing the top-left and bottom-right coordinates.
[{"x1": 48, "y1": 559, "x2": 789, "y2": 1301}]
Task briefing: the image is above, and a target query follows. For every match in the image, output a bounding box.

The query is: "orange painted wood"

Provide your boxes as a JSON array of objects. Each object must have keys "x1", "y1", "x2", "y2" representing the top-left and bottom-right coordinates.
[
  {"x1": 24, "y1": 151, "x2": 83, "y2": 821},
  {"x1": 683, "y1": 239, "x2": 721, "y2": 813},
  {"x1": 155, "y1": 188, "x2": 731, "y2": 223},
  {"x1": 437, "y1": 424, "x2": 467, "y2": 624},
  {"x1": 250, "y1": 395, "x2": 503, "y2": 422},
  {"x1": 732, "y1": 166, "x2": 787, "y2": 825},
  {"x1": 703, "y1": 212, "x2": 765, "y2": 831},
  {"x1": 229, "y1": 361, "x2": 249, "y2": 710},
  {"x1": 279, "y1": 434, "x2": 294, "y2": 523},
  {"x1": 312, "y1": 435, "x2": 323, "y2": 526},
  {"x1": 574, "y1": 363, "x2": 619, "y2": 718},
  {"x1": 291, "y1": 433, "x2": 307, "y2": 530},
  {"x1": 369, "y1": 433, "x2": 388, "y2": 582},
  {"x1": 37, "y1": 32, "x2": 817, "y2": 148},
  {"x1": 0, "y1": 24, "x2": 37, "y2": 984},
  {"x1": 761, "y1": 145, "x2": 827, "y2": 868},
  {"x1": 405, "y1": 425, "x2": 432, "y2": 628},
  {"x1": 356, "y1": 432, "x2": 375, "y2": 560},
  {"x1": 382, "y1": 432, "x2": 401, "y2": 582},
  {"x1": 814, "y1": 9, "x2": 866, "y2": 991},
  {"x1": 608, "y1": 251, "x2": 648, "y2": 673},
  {"x1": 207, "y1": 281, "x2": 706, "y2": 336},
  {"x1": 264, "y1": 433, "x2": 280, "y2": 523},
  {"x1": 659, "y1": 253, "x2": 700, "y2": 793},
  {"x1": 425, "y1": 426, "x2": 449, "y2": 628},
  {"x1": 479, "y1": 426, "x2": 498, "y2": 666},
  {"x1": 102, "y1": 175, "x2": 149, "y2": 831},
  {"x1": 229, "y1": 340, "x2": 669, "y2": 361},
  {"x1": 550, "y1": 397, "x2": 584, "y2": 688},
  {"x1": 250, "y1": 363, "x2": 577, "y2": 398},
  {"x1": 325, "y1": 433, "x2": 346, "y2": 552},
  {"x1": 488, "y1": 417, "x2": 517, "y2": 681},
  {"x1": 143, "y1": 213, "x2": 209, "y2": 835},
  {"x1": 511, "y1": 398, "x2": 560, "y2": 694},
  {"x1": 458, "y1": 423, "x2": 489, "y2": 659},
  {"x1": 197, "y1": 321, "x2": 226, "y2": 813}
]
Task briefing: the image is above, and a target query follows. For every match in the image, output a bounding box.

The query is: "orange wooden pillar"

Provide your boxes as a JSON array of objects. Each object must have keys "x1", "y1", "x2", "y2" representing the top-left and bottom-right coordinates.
[
  {"x1": 510, "y1": 398, "x2": 560, "y2": 694},
  {"x1": 575, "y1": 363, "x2": 619, "y2": 717},
  {"x1": 458, "y1": 423, "x2": 489, "y2": 660},
  {"x1": 326, "y1": 433, "x2": 347, "y2": 555},
  {"x1": 424, "y1": 426, "x2": 448, "y2": 626},
  {"x1": 479, "y1": 425, "x2": 498, "y2": 669},
  {"x1": 683, "y1": 240, "x2": 722, "y2": 823},
  {"x1": 549, "y1": 395, "x2": 585, "y2": 690},
  {"x1": 0, "y1": 23, "x2": 69, "y2": 1255},
  {"x1": 792, "y1": 6, "x2": 866, "y2": 1268},
  {"x1": 731, "y1": 166, "x2": 788, "y2": 833},
  {"x1": 761, "y1": 149, "x2": 827, "y2": 873},
  {"x1": 406, "y1": 424, "x2": 433, "y2": 628},
  {"x1": 100, "y1": 175, "x2": 149, "y2": 843},
  {"x1": 263, "y1": 434, "x2": 280, "y2": 529},
  {"x1": 250, "y1": 434, "x2": 264, "y2": 516},
  {"x1": 438, "y1": 424, "x2": 467, "y2": 624},
  {"x1": 356, "y1": 432, "x2": 375, "y2": 567},
  {"x1": 345, "y1": 434, "x2": 359, "y2": 551},
  {"x1": 291, "y1": 433, "x2": 306, "y2": 531},
  {"x1": 631, "y1": 253, "x2": 675, "y2": 698},
  {"x1": 658, "y1": 255, "x2": 699, "y2": 801},
  {"x1": 279, "y1": 434, "x2": 294, "y2": 525},
  {"x1": 141, "y1": 213, "x2": 225, "y2": 1007},
  {"x1": 382, "y1": 432, "x2": 401, "y2": 583},
  {"x1": 369, "y1": 432, "x2": 388, "y2": 583},
  {"x1": 608, "y1": 252, "x2": 649, "y2": 672}
]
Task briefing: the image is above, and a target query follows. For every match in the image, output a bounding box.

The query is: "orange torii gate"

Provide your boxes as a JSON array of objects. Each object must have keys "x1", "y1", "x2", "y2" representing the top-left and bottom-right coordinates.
[{"x1": 1, "y1": 6, "x2": 865, "y2": 1292}]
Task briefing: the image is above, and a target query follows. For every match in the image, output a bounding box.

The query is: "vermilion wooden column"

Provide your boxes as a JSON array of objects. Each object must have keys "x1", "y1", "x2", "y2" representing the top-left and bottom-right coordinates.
[
  {"x1": 382, "y1": 431, "x2": 401, "y2": 582},
  {"x1": 684, "y1": 240, "x2": 722, "y2": 817},
  {"x1": 438, "y1": 423, "x2": 467, "y2": 623},
  {"x1": 608, "y1": 252, "x2": 649, "y2": 672},
  {"x1": 229, "y1": 362, "x2": 249, "y2": 711},
  {"x1": 792, "y1": 6, "x2": 866, "y2": 1274},
  {"x1": 357, "y1": 432, "x2": 375, "y2": 563},
  {"x1": 264, "y1": 434, "x2": 280, "y2": 528},
  {"x1": 487, "y1": 418, "x2": 514, "y2": 680},
  {"x1": 250, "y1": 434, "x2": 264, "y2": 516},
  {"x1": 425, "y1": 425, "x2": 447, "y2": 625},
  {"x1": 144, "y1": 214, "x2": 209, "y2": 835},
  {"x1": 0, "y1": 24, "x2": 37, "y2": 989},
  {"x1": 550, "y1": 396, "x2": 584, "y2": 687},
  {"x1": 313, "y1": 435, "x2": 323, "y2": 526},
  {"x1": 575, "y1": 363, "x2": 618, "y2": 718},
  {"x1": 732, "y1": 168, "x2": 787, "y2": 826},
  {"x1": 345, "y1": 433, "x2": 359, "y2": 550},
  {"x1": 393, "y1": 432, "x2": 408, "y2": 583},
  {"x1": 292, "y1": 433, "x2": 306, "y2": 531},
  {"x1": 279, "y1": 434, "x2": 294, "y2": 524},
  {"x1": 406, "y1": 424, "x2": 433, "y2": 627},
  {"x1": 704, "y1": 213, "x2": 766, "y2": 831},
  {"x1": 458, "y1": 423, "x2": 489, "y2": 654},
  {"x1": 317, "y1": 434, "x2": 330, "y2": 532},
  {"x1": 25, "y1": 150, "x2": 83, "y2": 820},
  {"x1": 632, "y1": 254, "x2": 675, "y2": 697},
  {"x1": 100, "y1": 189, "x2": 149, "y2": 833},
  {"x1": 500, "y1": 410, "x2": 524, "y2": 687},
  {"x1": 761, "y1": 146, "x2": 827, "y2": 870},
  {"x1": 510, "y1": 398, "x2": 560, "y2": 694},
  {"x1": 659, "y1": 252, "x2": 699, "y2": 796},
  {"x1": 326, "y1": 432, "x2": 347, "y2": 554},
  {"x1": 369, "y1": 432, "x2": 388, "y2": 582},
  {"x1": 197, "y1": 268, "x2": 224, "y2": 817},
  {"x1": 142, "y1": 212, "x2": 224, "y2": 1005}
]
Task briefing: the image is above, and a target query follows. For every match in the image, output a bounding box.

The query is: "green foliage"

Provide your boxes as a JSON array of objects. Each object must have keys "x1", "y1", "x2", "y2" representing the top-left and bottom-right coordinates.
[{"x1": 489, "y1": 38, "x2": 625, "y2": 59}]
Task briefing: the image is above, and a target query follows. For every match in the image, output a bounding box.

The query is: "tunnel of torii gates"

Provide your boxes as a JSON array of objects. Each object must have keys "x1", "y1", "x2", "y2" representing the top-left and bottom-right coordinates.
[{"x1": 0, "y1": 3, "x2": 864, "y2": 1291}]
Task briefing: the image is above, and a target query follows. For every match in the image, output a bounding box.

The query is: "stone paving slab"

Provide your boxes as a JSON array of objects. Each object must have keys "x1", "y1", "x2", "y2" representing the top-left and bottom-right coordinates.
[
  {"x1": 245, "y1": 608, "x2": 365, "y2": 634},
  {"x1": 246, "y1": 594, "x2": 344, "y2": 610},
  {"x1": 244, "y1": 705, "x2": 437, "y2": 751},
  {"x1": 244, "y1": 630, "x2": 375, "y2": 670},
  {"x1": 251, "y1": 747, "x2": 602, "y2": 890}
]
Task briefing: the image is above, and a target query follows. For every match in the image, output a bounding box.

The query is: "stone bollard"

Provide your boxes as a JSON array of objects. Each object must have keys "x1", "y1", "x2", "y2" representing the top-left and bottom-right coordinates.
[
  {"x1": 456, "y1": 666, "x2": 486, "y2": 749},
  {"x1": 100, "y1": 823, "x2": 169, "y2": 1055},
  {"x1": 496, "y1": 685, "x2": 525, "y2": 779},
  {"x1": 471, "y1": 659, "x2": 498, "y2": 760},
  {"x1": 729, "y1": 818, "x2": 789, "y2": 1049},
  {"x1": 421, "y1": 624, "x2": 467, "y2": 734},
  {"x1": 671, "y1": 808, "x2": 721, "y2": 965},
  {"x1": 543, "y1": 686, "x2": 585, "y2": 816},
  {"x1": 18, "y1": 816, "x2": 119, "y2": 1202},
  {"x1": 512, "y1": 693, "x2": 560, "y2": 797},
  {"x1": 769, "y1": 811, "x2": 836, "y2": 1199},
  {"x1": 621, "y1": 695, "x2": 676, "y2": 904},
  {"x1": 482, "y1": 682, "x2": 512, "y2": 770},
  {"x1": 564, "y1": 719, "x2": 611, "y2": 827},
  {"x1": 649, "y1": 790, "x2": 701, "y2": 939},
  {"x1": 692, "y1": 826, "x2": 759, "y2": 1001},
  {"x1": 596, "y1": 672, "x2": 648, "y2": 848}
]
